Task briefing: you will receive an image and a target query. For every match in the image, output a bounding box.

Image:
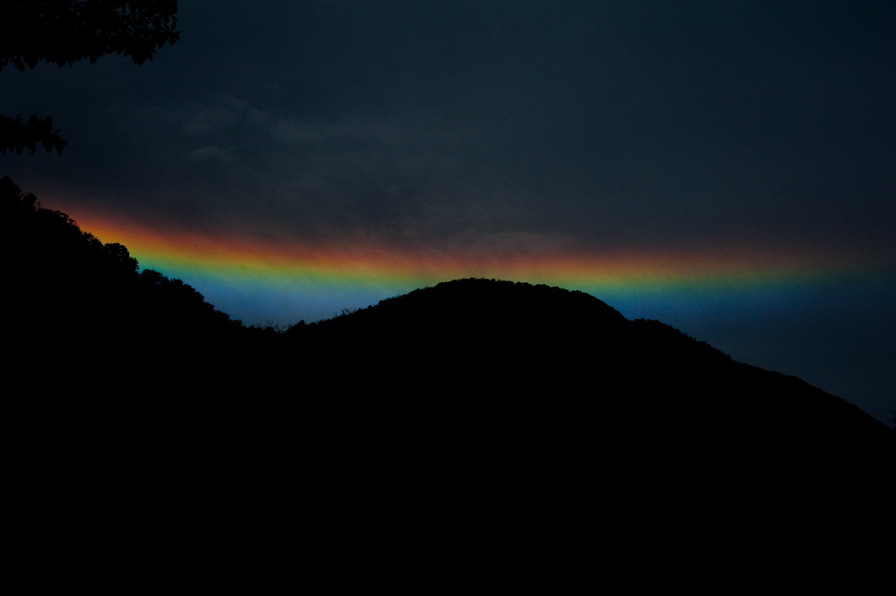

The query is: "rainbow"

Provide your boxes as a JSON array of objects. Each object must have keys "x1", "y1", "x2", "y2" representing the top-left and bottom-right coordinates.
[{"x1": 67, "y1": 206, "x2": 890, "y2": 327}]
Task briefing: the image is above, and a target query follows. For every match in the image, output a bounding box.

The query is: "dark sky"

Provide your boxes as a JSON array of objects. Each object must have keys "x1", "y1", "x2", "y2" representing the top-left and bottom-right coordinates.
[{"x1": 2, "y1": 1, "x2": 894, "y2": 423}]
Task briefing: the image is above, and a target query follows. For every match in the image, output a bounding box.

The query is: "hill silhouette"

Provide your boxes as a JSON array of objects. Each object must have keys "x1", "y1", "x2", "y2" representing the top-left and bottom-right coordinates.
[
  {"x1": 287, "y1": 276, "x2": 893, "y2": 458},
  {"x1": 3, "y1": 176, "x2": 893, "y2": 579},
  {"x1": 4, "y1": 173, "x2": 891, "y2": 445}
]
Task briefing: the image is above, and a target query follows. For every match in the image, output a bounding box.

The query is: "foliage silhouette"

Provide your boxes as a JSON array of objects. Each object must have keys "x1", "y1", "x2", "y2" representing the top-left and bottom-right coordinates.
[
  {"x1": 1, "y1": 175, "x2": 253, "y2": 381},
  {"x1": 0, "y1": 0, "x2": 180, "y2": 155},
  {"x1": 0, "y1": 114, "x2": 67, "y2": 155}
]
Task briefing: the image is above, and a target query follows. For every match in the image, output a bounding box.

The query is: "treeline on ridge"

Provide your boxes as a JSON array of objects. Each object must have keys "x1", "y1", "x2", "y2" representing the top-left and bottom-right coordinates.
[{"x1": 1, "y1": 176, "x2": 264, "y2": 355}]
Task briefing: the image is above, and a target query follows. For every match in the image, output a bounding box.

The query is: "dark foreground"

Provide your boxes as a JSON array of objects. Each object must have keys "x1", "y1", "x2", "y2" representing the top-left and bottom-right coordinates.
[{"x1": 5, "y1": 178, "x2": 893, "y2": 586}]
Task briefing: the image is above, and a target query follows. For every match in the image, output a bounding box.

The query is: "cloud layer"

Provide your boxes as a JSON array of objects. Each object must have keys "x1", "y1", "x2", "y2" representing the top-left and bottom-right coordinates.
[{"x1": 3, "y1": 1, "x2": 893, "y2": 266}]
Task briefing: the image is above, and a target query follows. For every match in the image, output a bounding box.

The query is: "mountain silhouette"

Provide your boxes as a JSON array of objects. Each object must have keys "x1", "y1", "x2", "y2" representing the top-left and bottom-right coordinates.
[
  {"x1": 3, "y1": 176, "x2": 893, "y2": 580},
  {"x1": 3, "y1": 173, "x2": 891, "y2": 452},
  {"x1": 286, "y1": 276, "x2": 893, "y2": 461}
]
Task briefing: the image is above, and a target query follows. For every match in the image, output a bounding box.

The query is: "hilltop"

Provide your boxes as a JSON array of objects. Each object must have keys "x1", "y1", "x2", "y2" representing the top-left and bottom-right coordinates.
[{"x1": 286, "y1": 277, "x2": 892, "y2": 446}]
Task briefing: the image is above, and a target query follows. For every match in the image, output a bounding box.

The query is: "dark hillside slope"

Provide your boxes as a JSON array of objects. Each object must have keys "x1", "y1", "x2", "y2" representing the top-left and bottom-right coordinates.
[
  {"x1": 283, "y1": 278, "x2": 894, "y2": 545},
  {"x1": 1, "y1": 176, "x2": 260, "y2": 382},
  {"x1": 4, "y1": 178, "x2": 894, "y2": 574}
]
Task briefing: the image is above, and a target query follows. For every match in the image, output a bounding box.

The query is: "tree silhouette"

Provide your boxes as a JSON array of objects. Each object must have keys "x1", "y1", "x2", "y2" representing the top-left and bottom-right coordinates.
[
  {"x1": 0, "y1": 0, "x2": 181, "y2": 155},
  {"x1": 0, "y1": 114, "x2": 67, "y2": 155}
]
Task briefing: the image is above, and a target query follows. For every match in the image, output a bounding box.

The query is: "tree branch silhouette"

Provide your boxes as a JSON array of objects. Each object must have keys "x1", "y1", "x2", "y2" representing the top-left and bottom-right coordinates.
[
  {"x1": 0, "y1": 0, "x2": 181, "y2": 155},
  {"x1": 1, "y1": 114, "x2": 67, "y2": 155}
]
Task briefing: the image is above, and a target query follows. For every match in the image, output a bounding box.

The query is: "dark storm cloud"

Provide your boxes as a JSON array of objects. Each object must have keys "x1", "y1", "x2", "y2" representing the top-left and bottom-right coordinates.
[{"x1": 2, "y1": 0, "x2": 894, "y2": 257}]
